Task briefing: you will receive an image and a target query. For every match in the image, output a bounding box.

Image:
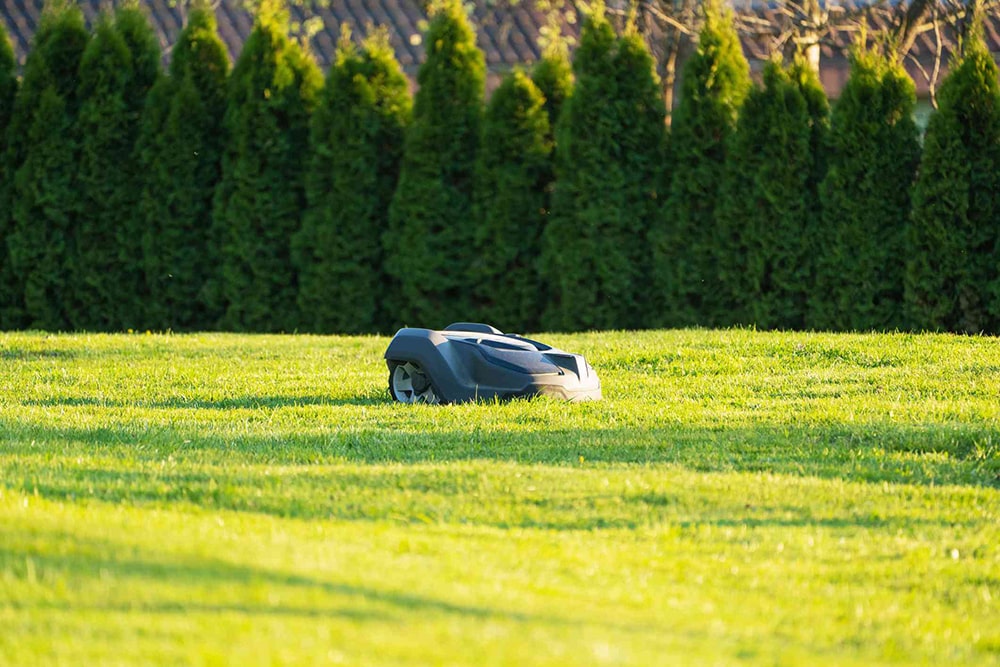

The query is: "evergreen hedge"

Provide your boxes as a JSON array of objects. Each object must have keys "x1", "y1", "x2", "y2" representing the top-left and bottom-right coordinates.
[
  {"x1": 292, "y1": 26, "x2": 410, "y2": 334},
  {"x1": 791, "y1": 58, "x2": 831, "y2": 210},
  {"x1": 137, "y1": 1, "x2": 229, "y2": 331},
  {"x1": 792, "y1": 58, "x2": 832, "y2": 325},
  {"x1": 0, "y1": 23, "x2": 19, "y2": 327},
  {"x1": 384, "y1": 0, "x2": 485, "y2": 328},
  {"x1": 3, "y1": 2, "x2": 88, "y2": 330},
  {"x1": 653, "y1": 1, "x2": 750, "y2": 327},
  {"x1": 69, "y1": 9, "x2": 160, "y2": 331},
  {"x1": 812, "y1": 42, "x2": 920, "y2": 331},
  {"x1": 906, "y1": 26, "x2": 1000, "y2": 334},
  {"x1": 0, "y1": 23, "x2": 14, "y2": 155},
  {"x1": 541, "y1": 7, "x2": 665, "y2": 331},
  {"x1": 472, "y1": 68, "x2": 551, "y2": 331},
  {"x1": 115, "y1": 3, "x2": 160, "y2": 123},
  {"x1": 4, "y1": 3, "x2": 1000, "y2": 337},
  {"x1": 530, "y1": 39, "x2": 572, "y2": 290},
  {"x1": 716, "y1": 58, "x2": 826, "y2": 330},
  {"x1": 612, "y1": 28, "x2": 667, "y2": 327},
  {"x1": 531, "y1": 38, "x2": 573, "y2": 138},
  {"x1": 213, "y1": 0, "x2": 321, "y2": 332},
  {"x1": 115, "y1": 2, "x2": 162, "y2": 324}
]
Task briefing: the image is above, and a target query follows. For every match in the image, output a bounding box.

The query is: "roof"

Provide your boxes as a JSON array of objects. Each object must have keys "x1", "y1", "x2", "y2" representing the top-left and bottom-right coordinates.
[
  {"x1": 0, "y1": 0, "x2": 567, "y2": 77},
  {"x1": 2, "y1": 0, "x2": 997, "y2": 97}
]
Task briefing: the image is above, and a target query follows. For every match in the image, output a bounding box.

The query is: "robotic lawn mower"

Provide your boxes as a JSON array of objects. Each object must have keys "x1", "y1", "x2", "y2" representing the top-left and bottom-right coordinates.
[{"x1": 384, "y1": 323, "x2": 601, "y2": 404}]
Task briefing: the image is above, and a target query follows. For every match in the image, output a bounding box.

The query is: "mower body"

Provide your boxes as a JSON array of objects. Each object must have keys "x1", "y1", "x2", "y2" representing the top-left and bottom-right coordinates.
[{"x1": 384, "y1": 323, "x2": 601, "y2": 404}]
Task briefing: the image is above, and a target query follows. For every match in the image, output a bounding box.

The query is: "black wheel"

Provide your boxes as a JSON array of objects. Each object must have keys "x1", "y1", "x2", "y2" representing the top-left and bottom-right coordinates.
[{"x1": 388, "y1": 361, "x2": 441, "y2": 404}]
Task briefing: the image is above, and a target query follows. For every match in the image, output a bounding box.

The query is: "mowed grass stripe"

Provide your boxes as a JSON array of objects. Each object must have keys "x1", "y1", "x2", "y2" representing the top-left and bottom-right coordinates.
[
  {"x1": 1, "y1": 488, "x2": 996, "y2": 666},
  {"x1": 0, "y1": 329, "x2": 998, "y2": 665},
  {"x1": 2, "y1": 455, "x2": 996, "y2": 527}
]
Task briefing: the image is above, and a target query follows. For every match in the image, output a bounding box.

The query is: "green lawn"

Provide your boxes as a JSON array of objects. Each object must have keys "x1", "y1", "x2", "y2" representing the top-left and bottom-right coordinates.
[{"x1": 1, "y1": 329, "x2": 998, "y2": 666}]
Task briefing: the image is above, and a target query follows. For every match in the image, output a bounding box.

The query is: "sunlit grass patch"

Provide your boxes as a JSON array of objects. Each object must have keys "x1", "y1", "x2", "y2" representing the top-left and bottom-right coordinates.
[{"x1": 1, "y1": 329, "x2": 998, "y2": 665}]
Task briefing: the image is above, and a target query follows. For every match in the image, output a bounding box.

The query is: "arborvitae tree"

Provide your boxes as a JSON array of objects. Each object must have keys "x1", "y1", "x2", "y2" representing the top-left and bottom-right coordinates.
[
  {"x1": 790, "y1": 57, "x2": 831, "y2": 208},
  {"x1": 3, "y1": 1, "x2": 88, "y2": 330},
  {"x1": 529, "y1": 35, "x2": 572, "y2": 280},
  {"x1": 715, "y1": 58, "x2": 825, "y2": 330},
  {"x1": 138, "y1": 1, "x2": 229, "y2": 330},
  {"x1": 906, "y1": 27, "x2": 1000, "y2": 334},
  {"x1": 114, "y1": 2, "x2": 161, "y2": 327},
  {"x1": 541, "y1": 7, "x2": 666, "y2": 332},
  {"x1": 652, "y1": 1, "x2": 750, "y2": 327},
  {"x1": 115, "y1": 3, "x2": 160, "y2": 122},
  {"x1": 472, "y1": 68, "x2": 551, "y2": 331},
  {"x1": 792, "y1": 57, "x2": 831, "y2": 326},
  {"x1": 384, "y1": 0, "x2": 485, "y2": 328},
  {"x1": 11, "y1": 90, "x2": 79, "y2": 331},
  {"x1": 292, "y1": 26, "x2": 410, "y2": 334},
  {"x1": 69, "y1": 10, "x2": 160, "y2": 331},
  {"x1": 540, "y1": 9, "x2": 615, "y2": 332},
  {"x1": 0, "y1": 24, "x2": 19, "y2": 327},
  {"x1": 613, "y1": 28, "x2": 668, "y2": 329},
  {"x1": 791, "y1": 58, "x2": 832, "y2": 325},
  {"x1": 214, "y1": 0, "x2": 322, "y2": 332},
  {"x1": 531, "y1": 37, "x2": 573, "y2": 136},
  {"x1": 813, "y1": 41, "x2": 920, "y2": 331},
  {"x1": 0, "y1": 24, "x2": 14, "y2": 152}
]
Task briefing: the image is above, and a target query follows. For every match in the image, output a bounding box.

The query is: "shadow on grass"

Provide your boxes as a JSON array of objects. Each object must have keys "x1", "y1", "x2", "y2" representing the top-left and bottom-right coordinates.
[
  {"x1": 2, "y1": 418, "x2": 997, "y2": 531},
  {"x1": 5, "y1": 462, "x2": 987, "y2": 531},
  {"x1": 0, "y1": 349, "x2": 77, "y2": 361},
  {"x1": 21, "y1": 396, "x2": 384, "y2": 409},
  {"x1": 3, "y1": 418, "x2": 998, "y2": 489},
  {"x1": 0, "y1": 529, "x2": 635, "y2": 632}
]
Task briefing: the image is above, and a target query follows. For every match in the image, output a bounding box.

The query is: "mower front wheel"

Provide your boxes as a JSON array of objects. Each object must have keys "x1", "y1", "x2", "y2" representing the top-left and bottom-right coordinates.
[{"x1": 388, "y1": 360, "x2": 441, "y2": 404}]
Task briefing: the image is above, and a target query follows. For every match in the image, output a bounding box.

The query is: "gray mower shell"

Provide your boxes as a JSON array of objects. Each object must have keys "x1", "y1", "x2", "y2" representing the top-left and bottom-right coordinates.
[{"x1": 384, "y1": 323, "x2": 601, "y2": 404}]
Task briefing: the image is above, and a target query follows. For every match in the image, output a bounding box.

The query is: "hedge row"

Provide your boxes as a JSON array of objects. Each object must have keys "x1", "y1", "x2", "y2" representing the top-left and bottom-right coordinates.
[{"x1": 2, "y1": 0, "x2": 999, "y2": 334}]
